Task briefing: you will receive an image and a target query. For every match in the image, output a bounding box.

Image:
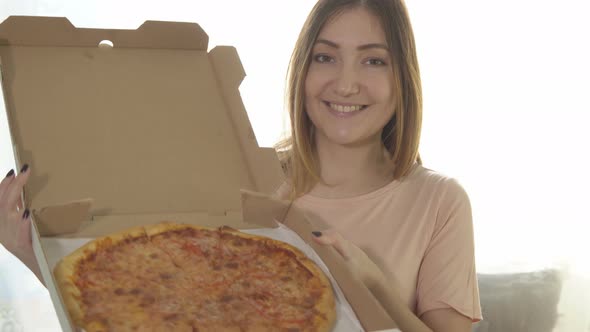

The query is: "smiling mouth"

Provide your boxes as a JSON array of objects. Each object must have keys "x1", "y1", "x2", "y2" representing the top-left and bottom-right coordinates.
[{"x1": 324, "y1": 101, "x2": 368, "y2": 113}]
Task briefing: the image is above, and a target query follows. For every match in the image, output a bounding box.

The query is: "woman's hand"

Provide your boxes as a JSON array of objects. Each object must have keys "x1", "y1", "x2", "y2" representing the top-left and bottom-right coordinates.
[
  {"x1": 0, "y1": 165, "x2": 34, "y2": 262},
  {"x1": 311, "y1": 229, "x2": 388, "y2": 291},
  {"x1": 311, "y1": 230, "x2": 471, "y2": 332}
]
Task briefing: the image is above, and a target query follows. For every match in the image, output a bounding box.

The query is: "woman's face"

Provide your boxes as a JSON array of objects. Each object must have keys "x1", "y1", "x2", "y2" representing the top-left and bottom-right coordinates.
[{"x1": 305, "y1": 7, "x2": 396, "y2": 148}]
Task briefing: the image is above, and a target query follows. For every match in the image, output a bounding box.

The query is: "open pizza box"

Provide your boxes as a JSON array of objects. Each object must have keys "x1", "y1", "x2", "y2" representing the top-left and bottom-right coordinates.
[{"x1": 0, "y1": 16, "x2": 398, "y2": 332}]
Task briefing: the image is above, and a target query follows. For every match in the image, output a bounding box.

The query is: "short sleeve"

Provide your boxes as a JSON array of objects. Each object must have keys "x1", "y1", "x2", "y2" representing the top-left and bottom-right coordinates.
[{"x1": 416, "y1": 178, "x2": 483, "y2": 322}]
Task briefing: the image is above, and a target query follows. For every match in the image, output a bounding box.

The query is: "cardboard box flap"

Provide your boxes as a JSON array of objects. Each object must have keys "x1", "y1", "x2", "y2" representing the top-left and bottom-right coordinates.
[
  {"x1": 240, "y1": 189, "x2": 289, "y2": 228},
  {"x1": 0, "y1": 16, "x2": 208, "y2": 50},
  {"x1": 0, "y1": 16, "x2": 283, "y2": 221},
  {"x1": 34, "y1": 198, "x2": 93, "y2": 236},
  {"x1": 209, "y1": 47, "x2": 285, "y2": 196}
]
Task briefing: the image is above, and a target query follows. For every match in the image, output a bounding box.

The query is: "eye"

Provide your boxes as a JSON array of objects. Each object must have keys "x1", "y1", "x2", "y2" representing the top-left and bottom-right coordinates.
[
  {"x1": 365, "y1": 58, "x2": 387, "y2": 66},
  {"x1": 313, "y1": 54, "x2": 335, "y2": 63}
]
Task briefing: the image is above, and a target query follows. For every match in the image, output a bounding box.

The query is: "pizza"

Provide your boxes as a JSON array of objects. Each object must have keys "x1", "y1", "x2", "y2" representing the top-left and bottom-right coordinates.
[{"x1": 53, "y1": 222, "x2": 336, "y2": 332}]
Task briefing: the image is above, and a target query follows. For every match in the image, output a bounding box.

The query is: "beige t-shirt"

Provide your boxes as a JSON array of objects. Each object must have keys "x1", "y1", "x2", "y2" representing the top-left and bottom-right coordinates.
[{"x1": 278, "y1": 164, "x2": 482, "y2": 321}]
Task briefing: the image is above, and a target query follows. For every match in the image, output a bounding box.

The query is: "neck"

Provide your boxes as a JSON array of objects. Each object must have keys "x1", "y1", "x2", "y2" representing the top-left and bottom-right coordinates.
[{"x1": 309, "y1": 133, "x2": 394, "y2": 198}]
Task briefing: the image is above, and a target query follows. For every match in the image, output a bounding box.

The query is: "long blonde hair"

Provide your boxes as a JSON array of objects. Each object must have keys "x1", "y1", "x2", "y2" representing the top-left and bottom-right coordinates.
[{"x1": 275, "y1": 0, "x2": 423, "y2": 198}]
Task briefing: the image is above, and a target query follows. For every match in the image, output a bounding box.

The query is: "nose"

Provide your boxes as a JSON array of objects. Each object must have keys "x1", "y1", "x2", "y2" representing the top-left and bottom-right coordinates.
[{"x1": 334, "y1": 65, "x2": 360, "y2": 96}]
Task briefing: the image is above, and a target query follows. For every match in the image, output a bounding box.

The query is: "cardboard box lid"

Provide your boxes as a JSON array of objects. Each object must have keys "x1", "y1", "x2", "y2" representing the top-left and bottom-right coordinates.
[{"x1": 0, "y1": 16, "x2": 284, "y2": 228}]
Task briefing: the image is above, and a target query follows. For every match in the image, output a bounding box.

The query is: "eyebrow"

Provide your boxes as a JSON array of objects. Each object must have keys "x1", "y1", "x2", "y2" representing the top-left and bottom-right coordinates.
[{"x1": 315, "y1": 39, "x2": 390, "y2": 51}]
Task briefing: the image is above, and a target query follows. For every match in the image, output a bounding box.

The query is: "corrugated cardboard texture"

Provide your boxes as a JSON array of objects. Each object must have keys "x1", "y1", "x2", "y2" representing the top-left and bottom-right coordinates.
[{"x1": 0, "y1": 17, "x2": 284, "y2": 232}]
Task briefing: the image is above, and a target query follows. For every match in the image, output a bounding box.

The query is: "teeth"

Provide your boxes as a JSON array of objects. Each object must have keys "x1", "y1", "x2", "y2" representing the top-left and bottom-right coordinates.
[{"x1": 328, "y1": 103, "x2": 364, "y2": 113}]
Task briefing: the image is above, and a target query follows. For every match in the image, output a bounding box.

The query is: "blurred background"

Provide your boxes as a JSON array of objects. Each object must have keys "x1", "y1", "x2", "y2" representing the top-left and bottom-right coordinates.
[{"x1": 1, "y1": 0, "x2": 589, "y2": 331}]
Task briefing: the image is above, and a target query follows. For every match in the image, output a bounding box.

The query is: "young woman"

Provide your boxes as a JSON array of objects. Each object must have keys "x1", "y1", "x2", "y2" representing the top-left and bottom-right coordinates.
[
  {"x1": 274, "y1": 0, "x2": 481, "y2": 331},
  {"x1": 0, "y1": 0, "x2": 481, "y2": 331}
]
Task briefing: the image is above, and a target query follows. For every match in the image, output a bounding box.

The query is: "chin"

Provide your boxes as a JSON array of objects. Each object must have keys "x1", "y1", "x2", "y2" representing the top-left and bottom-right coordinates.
[{"x1": 322, "y1": 131, "x2": 378, "y2": 147}]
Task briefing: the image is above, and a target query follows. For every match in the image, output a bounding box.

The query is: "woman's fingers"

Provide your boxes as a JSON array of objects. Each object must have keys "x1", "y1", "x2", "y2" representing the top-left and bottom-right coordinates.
[
  {"x1": 15, "y1": 209, "x2": 32, "y2": 252},
  {"x1": 4, "y1": 164, "x2": 30, "y2": 210},
  {"x1": 0, "y1": 165, "x2": 33, "y2": 258},
  {"x1": 16, "y1": 195, "x2": 24, "y2": 211},
  {"x1": 312, "y1": 229, "x2": 389, "y2": 290},
  {"x1": 311, "y1": 230, "x2": 351, "y2": 260},
  {"x1": 0, "y1": 169, "x2": 16, "y2": 203}
]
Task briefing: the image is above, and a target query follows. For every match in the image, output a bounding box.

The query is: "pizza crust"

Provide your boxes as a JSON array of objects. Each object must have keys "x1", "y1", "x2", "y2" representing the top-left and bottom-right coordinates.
[
  {"x1": 143, "y1": 221, "x2": 215, "y2": 238},
  {"x1": 53, "y1": 255, "x2": 85, "y2": 327},
  {"x1": 296, "y1": 250, "x2": 337, "y2": 330}
]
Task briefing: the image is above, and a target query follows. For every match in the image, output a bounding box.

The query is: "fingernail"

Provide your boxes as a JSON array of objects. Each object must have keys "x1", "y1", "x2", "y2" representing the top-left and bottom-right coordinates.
[
  {"x1": 20, "y1": 164, "x2": 29, "y2": 173},
  {"x1": 5, "y1": 169, "x2": 14, "y2": 177},
  {"x1": 22, "y1": 209, "x2": 30, "y2": 219},
  {"x1": 312, "y1": 231, "x2": 322, "y2": 237}
]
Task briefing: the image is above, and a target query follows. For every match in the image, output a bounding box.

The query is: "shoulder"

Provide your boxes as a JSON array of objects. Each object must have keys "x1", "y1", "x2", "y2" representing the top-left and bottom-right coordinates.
[
  {"x1": 404, "y1": 165, "x2": 469, "y2": 199},
  {"x1": 403, "y1": 165, "x2": 472, "y2": 226},
  {"x1": 413, "y1": 167, "x2": 473, "y2": 235}
]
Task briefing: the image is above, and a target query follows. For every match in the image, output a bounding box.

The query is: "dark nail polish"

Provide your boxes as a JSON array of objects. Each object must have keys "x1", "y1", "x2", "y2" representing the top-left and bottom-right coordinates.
[
  {"x1": 20, "y1": 164, "x2": 29, "y2": 173},
  {"x1": 22, "y1": 209, "x2": 30, "y2": 219},
  {"x1": 312, "y1": 231, "x2": 322, "y2": 237},
  {"x1": 5, "y1": 169, "x2": 14, "y2": 177}
]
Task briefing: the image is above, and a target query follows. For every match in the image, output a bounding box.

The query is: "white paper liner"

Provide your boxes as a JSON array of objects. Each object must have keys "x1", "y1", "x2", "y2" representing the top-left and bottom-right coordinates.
[{"x1": 41, "y1": 223, "x2": 372, "y2": 331}]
